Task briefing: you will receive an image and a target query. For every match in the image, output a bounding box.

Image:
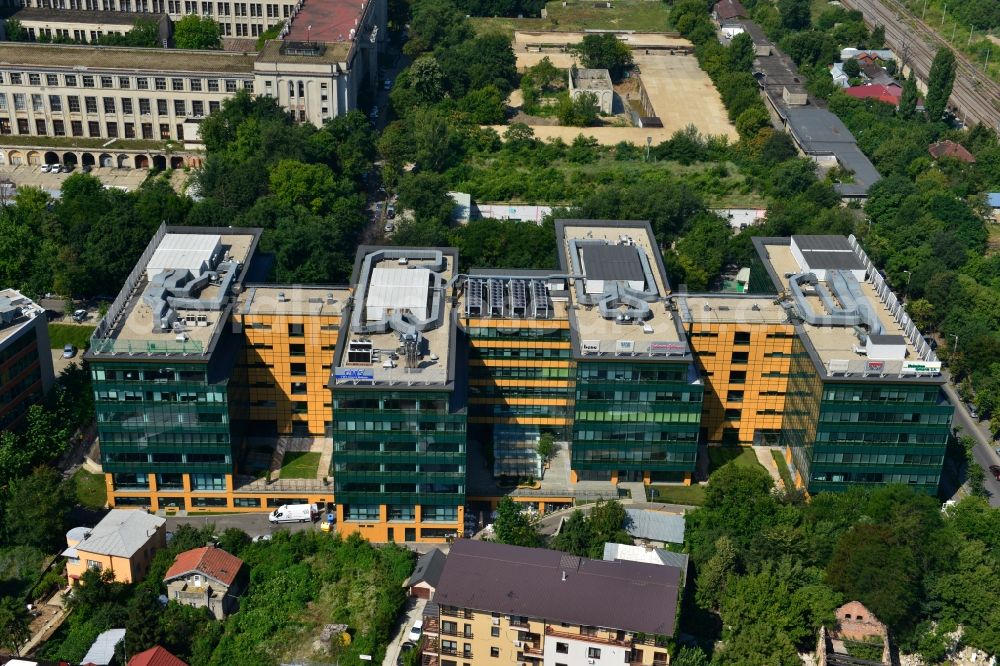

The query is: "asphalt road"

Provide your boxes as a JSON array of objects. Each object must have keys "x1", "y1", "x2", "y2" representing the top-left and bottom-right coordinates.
[
  {"x1": 840, "y1": 0, "x2": 1000, "y2": 129},
  {"x1": 942, "y1": 380, "x2": 1000, "y2": 506}
]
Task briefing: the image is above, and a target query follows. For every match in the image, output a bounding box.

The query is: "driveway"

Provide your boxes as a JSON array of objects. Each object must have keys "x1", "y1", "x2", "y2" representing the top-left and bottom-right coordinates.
[{"x1": 383, "y1": 596, "x2": 427, "y2": 666}]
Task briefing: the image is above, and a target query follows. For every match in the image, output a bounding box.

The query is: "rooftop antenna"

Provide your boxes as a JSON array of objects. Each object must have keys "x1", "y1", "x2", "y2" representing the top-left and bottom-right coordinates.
[{"x1": 307, "y1": 24, "x2": 311, "y2": 43}]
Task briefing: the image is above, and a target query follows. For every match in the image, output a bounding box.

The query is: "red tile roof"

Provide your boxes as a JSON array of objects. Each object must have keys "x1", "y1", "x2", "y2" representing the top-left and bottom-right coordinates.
[
  {"x1": 844, "y1": 83, "x2": 902, "y2": 106},
  {"x1": 286, "y1": 0, "x2": 369, "y2": 43},
  {"x1": 928, "y1": 140, "x2": 976, "y2": 163},
  {"x1": 128, "y1": 646, "x2": 188, "y2": 666},
  {"x1": 163, "y1": 546, "x2": 244, "y2": 586}
]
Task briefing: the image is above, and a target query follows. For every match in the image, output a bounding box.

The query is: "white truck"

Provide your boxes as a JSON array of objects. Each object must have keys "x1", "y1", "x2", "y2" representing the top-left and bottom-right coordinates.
[{"x1": 268, "y1": 503, "x2": 318, "y2": 524}]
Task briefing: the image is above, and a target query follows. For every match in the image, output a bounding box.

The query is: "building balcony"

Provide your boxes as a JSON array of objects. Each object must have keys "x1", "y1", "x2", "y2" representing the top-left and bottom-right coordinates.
[
  {"x1": 545, "y1": 626, "x2": 633, "y2": 648},
  {"x1": 422, "y1": 617, "x2": 439, "y2": 635},
  {"x1": 422, "y1": 637, "x2": 438, "y2": 655},
  {"x1": 523, "y1": 643, "x2": 544, "y2": 657},
  {"x1": 421, "y1": 655, "x2": 439, "y2": 666},
  {"x1": 510, "y1": 618, "x2": 530, "y2": 629}
]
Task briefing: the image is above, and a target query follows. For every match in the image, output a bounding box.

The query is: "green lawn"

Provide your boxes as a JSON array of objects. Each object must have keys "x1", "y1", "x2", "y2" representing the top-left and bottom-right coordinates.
[
  {"x1": 72, "y1": 469, "x2": 107, "y2": 509},
  {"x1": 708, "y1": 446, "x2": 763, "y2": 473},
  {"x1": 648, "y1": 483, "x2": 706, "y2": 506},
  {"x1": 470, "y1": 0, "x2": 673, "y2": 35},
  {"x1": 48, "y1": 324, "x2": 95, "y2": 350},
  {"x1": 771, "y1": 450, "x2": 794, "y2": 490},
  {"x1": 280, "y1": 451, "x2": 321, "y2": 479}
]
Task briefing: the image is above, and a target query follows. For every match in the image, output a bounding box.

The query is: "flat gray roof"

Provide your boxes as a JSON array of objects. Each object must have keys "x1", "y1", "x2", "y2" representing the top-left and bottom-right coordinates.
[
  {"x1": 580, "y1": 244, "x2": 646, "y2": 282},
  {"x1": 434, "y1": 540, "x2": 680, "y2": 636},
  {"x1": 783, "y1": 108, "x2": 881, "y2": 197}
]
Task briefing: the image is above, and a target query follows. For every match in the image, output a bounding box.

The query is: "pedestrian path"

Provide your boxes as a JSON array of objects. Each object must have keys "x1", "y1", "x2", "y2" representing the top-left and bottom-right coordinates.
[{"x1": 752, "y1": 446, "x2": 785, "y2": 491}]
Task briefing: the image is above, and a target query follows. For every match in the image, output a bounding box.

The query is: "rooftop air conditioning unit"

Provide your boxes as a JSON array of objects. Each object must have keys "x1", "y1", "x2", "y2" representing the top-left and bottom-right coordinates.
[
  {"x1": 514, "y1": 641, "x2": 522, "y2": 648},
  {"x1": 398, "y1": 257, "x2": 408, "y2": 265}
]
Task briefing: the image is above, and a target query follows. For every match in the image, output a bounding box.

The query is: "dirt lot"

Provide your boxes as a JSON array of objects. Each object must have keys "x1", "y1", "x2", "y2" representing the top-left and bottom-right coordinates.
[{"x1": 506, "y1": 34, "x2": 737, "y2": 144}]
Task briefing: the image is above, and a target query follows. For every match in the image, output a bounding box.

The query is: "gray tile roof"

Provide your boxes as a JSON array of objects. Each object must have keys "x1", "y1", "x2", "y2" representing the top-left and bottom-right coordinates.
[
  {"x1": 403, "y1": 548, "x2": 447, "y2": 589},
  {"x1": 73, "y1": 509, "x2": 165, "y2": 558},
  {"x1": 81, "y1": 628, "x2": 126, "y2": 666},
  {"x1": 433, "y1": 540, "x2": 680, "y2": 636},
  {"x1": 624, "y1": 508, "x2": 686, "y2": 544}
]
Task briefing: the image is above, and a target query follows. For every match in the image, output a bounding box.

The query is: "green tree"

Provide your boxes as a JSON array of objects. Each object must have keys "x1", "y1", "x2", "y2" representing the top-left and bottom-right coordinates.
[
  {"x1": 536, "y1": 432, "x2": 554, "y2": 461},
  {"x1": 572, "y1": 34, "x2": 633, "y2": 80},
  {"x1": 842, "y1": 57, "x2": 861, "y2": 78},
  {"x1": 672, "y1": 647, "x2": 709, "y2": 666},
  {"x1": 924, "y1": 48, "x2": 956, "y2": 121},
  {"x1": 825, "y1": 523, "x2": 918, "y2": 632},
  {"x1": 3, "y1": 19, "x2": 26, "y2": 41},
  {"x1": 0, "y1": 597, "x2": 31, "y2": 656},
  {"x1": 268, "y1": 159, "x2": 350, "y2": 214},
  {"x1": 695, "y1": 535, "x2": 739, "y2": 611},
  {"x1": 899, "y1": 72, "x2": 919, "y2": 120},
  {"x1": 458, "y1": 85, "x2": 507, "y2": 124},
  {"x1": 397, "y1": 171, "x2": 455, "y2": 225},
  {"x1": 173, "y1": 15, "x2": 222, "y2": 49},
  {"x1": 728, "y1": 32, "x2": 755, "y2": 72},
  {"x1": 549, "y1": 509, "x2": 594, "y2": 556},
  {"x1": 558, "y1": 91, "x2": 600, "y2": 126},
  {"x1": 256, "y1": 20, "x2": 284, "y2": 49},
  {"x1": 407, "y1": 56, "x2": 445, "y2": 106},
  {"x1": 4, "y1": 467, "x2": 72, "y2": 551},
  {"x1": 735, "y1": 106, "x2": 771, "y2": 139},
  {"x1": 778, "y1": 0, "x2": 811, "y2": 30},
  {"x1": 492, "y1": 497, "x2": 542, "y2": 547},
  {"x1": 124, "y1": 18, "x2": 161, "y2": 47}
]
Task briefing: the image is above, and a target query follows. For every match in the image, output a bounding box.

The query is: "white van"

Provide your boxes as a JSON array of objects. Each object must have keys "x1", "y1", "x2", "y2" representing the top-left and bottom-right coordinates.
[{"x1": 268, "y1": 503, "x2": 318, "y2": 524}]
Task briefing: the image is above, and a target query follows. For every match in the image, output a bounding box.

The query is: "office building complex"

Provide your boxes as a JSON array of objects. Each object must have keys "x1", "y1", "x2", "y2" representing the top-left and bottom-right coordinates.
[
  {"x1": 0, "y1": 0, "x2": 386, "y2": 167},
  {"x1": 752, "y1": 236, "x2": 952, "y2": 494},
  {"x1": 0, "y1": 288, "x2": 54, "y2": 430},
  {"x1": 330, "y1": 247, "x2": 466, "y2": 542},
  {"x1": 421, "y1": 539, "x2": 680, "y2": 666},
  {"x1": 88, "y1": 223, "x2": 952, "y2": 540}
]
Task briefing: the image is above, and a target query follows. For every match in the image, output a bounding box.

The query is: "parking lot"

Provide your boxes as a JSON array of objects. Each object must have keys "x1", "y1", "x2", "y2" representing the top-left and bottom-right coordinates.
[{"x1": 0, "y1": 163, "x2": 150, "y2": 194}]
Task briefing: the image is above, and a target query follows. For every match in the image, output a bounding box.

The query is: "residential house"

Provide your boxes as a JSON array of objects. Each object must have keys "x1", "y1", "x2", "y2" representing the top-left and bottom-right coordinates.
[
  {"x1": 929, "y1": 140, "x2": 976, "y2": 163},
  {"x1": 128, "y1": 645, "x2": 189, "y2": 666},
  {"x1": 63, "y1": 510, "x2": 166, "y2": 584},
  {"x1": 624, "y1": 508, "x2": 686, "y2": 546},
  {"x1": 421, "y1": 539, "x2": 682, "y2": 666},
  {"x1": 818, "y1": 601, "x2": 890, "y2": 665},
  {"x1": 844, "y1": 83, "x2": 903, "y2": 107},
  {"x1": 163, "y1": 545, "x2": 246, "y2": 620},
  {"x1": 402, "y1": 548, "x2": 446, "y2": 599},
  {"x1": 840, "y1": 48, "x2": 896, "y2": 62},
  {"x1": 830, "y1": 62, "x2": 850, "y2": 88},
  {"x1": 602, "y1": 542, "x2": 690, "y2": 582}
]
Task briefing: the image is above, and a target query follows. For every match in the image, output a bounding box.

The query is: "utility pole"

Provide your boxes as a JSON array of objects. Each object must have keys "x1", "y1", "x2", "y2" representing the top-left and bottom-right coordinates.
[
  {"x1": 951, "y1": 23, "x2": 957, "y2": 42},
  {"x1": 902, "y1": 270, "x2": 912, "y2": 300},
  {"x1": 950, "y1": 334, "x2": 959, "y2": 354},
  {"x1": 968, "y1": 28, "x2": 973, "y2": 47},
  {"x1": 941, "y1": 3, "x2": 946, "y2": 24}
]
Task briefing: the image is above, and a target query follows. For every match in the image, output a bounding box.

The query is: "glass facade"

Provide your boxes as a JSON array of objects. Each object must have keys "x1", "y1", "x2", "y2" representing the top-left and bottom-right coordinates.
[
  {"x1": 0, "y1": 326, "x2": 45, "y2": 429},
  {"x1": 331, "y1": 389, "x2": 467, "y2": 509},
  {"x1": 781, "y1": 337, "x2": 952, "y2": 495},
  {"x1": 571, "y1": 361, "x2": 703, "y2": 475},
  {"x1": 92, "y1": 360, "x2": 235, "y2": 478}
]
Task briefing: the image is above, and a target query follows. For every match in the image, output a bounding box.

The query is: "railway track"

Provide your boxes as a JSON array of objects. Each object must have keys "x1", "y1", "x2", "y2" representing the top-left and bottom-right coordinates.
[{"x1": 840, "y1": 0, "x2": 1000, "y2": 129}]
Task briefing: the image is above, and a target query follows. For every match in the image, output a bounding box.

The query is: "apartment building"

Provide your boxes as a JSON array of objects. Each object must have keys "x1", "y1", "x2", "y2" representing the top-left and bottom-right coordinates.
[
  {"x1": 752, "y1": 235, "x2": 952, "y2": 493},
  {"x1": 0, "y1": 7, "x2": 173, "y2": 43},
  {"x1": 0, "y1": 0, "x2": 386, "y2": 165},
  {"x1": 86, "y1": 223, "x2": 952, "y2": 537},
  {"x1": 0, "y1": 288, "x2": 54, "y2": 430},
  {"x1": 422, "y1": 539, "x2": 680, "y2": 666}
]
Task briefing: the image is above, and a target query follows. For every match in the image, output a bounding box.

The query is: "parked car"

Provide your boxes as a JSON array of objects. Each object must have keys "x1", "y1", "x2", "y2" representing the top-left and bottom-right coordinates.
[
  {"x1": 989, "y1": 465, "x2": 1000, "y2": 481},
  {"x1": 60, "y1": 164, "x2": 73, "y2": 173},
  {"x1": 82, "y1": 164, "x2": 93, "y2": 173},
  {"x1": 41, "y1": 164, "x2": 56, "y2": 173},
  {"x1": 383, "y1": 79, "x2": 393, "y2": 90},
  {"x1": 384, "y1": 223, "x2": 394, "y2": 233},
  {"x1": 62, "y1": 344, "x2": 76, "y2": 358},
  {"x1": 369, "y1": 105, "x2": 379, "y2": 120},
  {"x1": 968, "y1": 403, "x2": 979, "y2": 419},
  {"x1": 386, "y1": 204, "x2": 396, "y2": 219},
  {"x1": 406, "y1": 620, "x2": 423, "y2": 643},
  {"x1": 72, "y1": 309, "x2": 88, "y2": 323},
  {"x1": 268, "y1": 503, "x2": 318, "y2": 524},
  {"x1": 397, "y1": 642, "x2": 416, "y2": 666}
]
